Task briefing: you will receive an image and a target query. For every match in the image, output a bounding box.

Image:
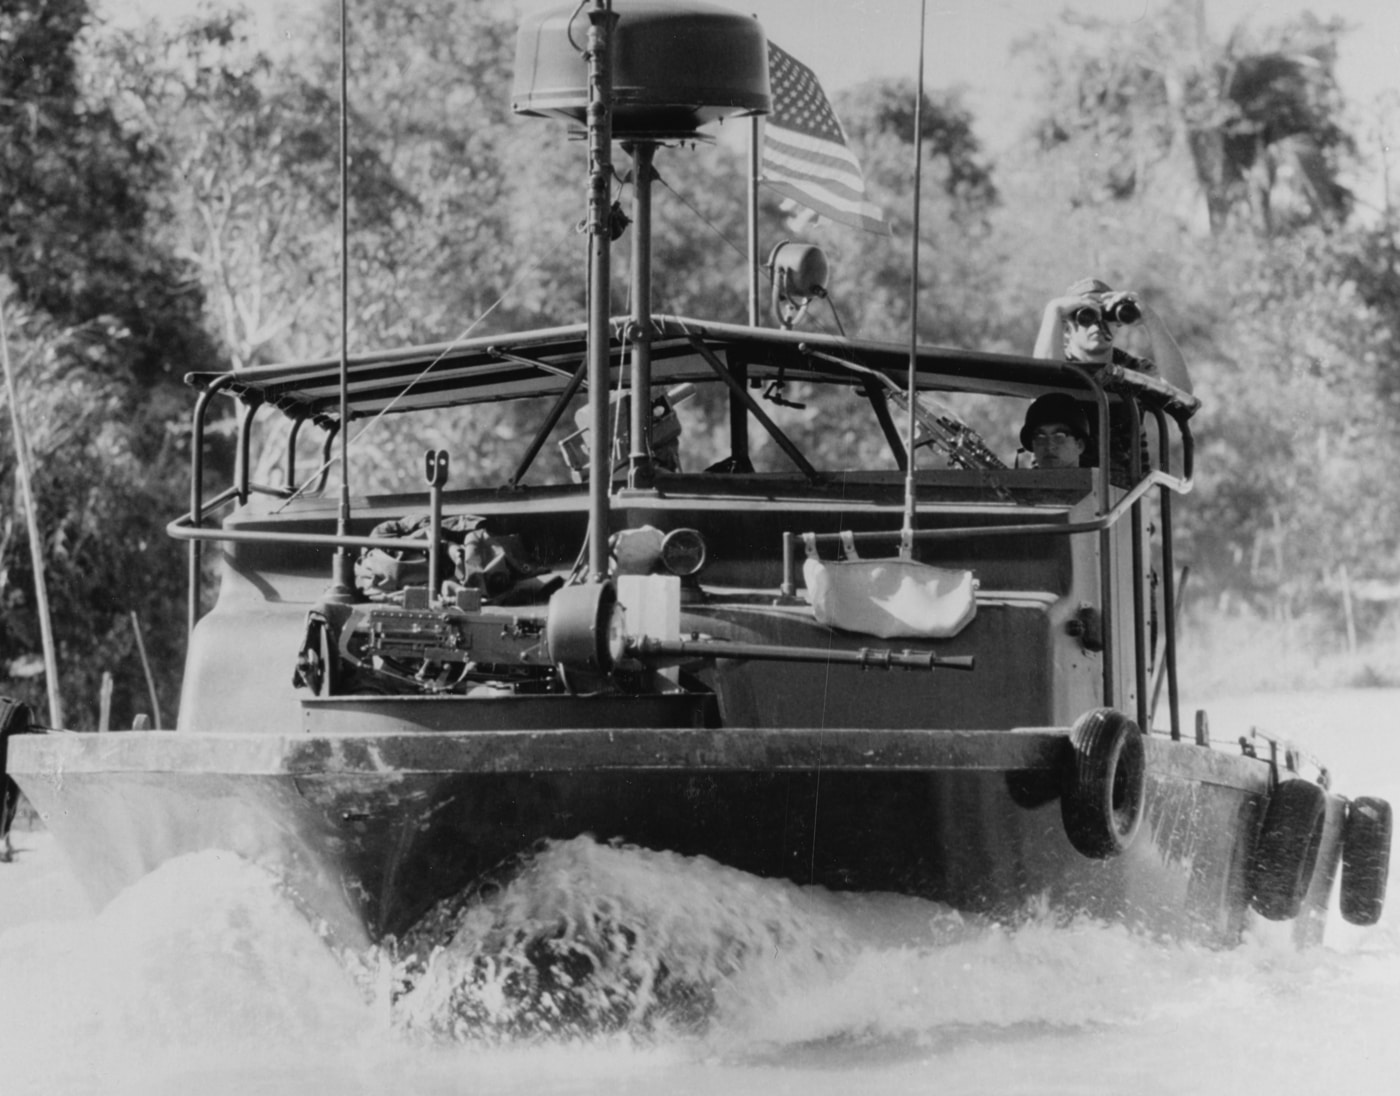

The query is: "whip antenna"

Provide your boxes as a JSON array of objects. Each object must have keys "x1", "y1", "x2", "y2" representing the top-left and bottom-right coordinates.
[
  {"x1": 901, "y1": 0, "x2": 929, "y2": 559},
  {"x1": 328, "y1": 0, "x2": 355, "y2": 598}
]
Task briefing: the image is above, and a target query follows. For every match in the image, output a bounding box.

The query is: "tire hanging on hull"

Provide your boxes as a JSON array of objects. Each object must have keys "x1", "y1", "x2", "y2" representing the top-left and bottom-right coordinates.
[
  {"x1": 1, "y1": 697, "x2": 34, "y2": 855},
  {"x1": 1060, "y1": 707, "x2": 1147, "y2": 859},
  {"x1": 1340, "y1": 796, "x2": 1392, "y2": 927},
  {"x1": 1248, "y1": 777, "x2": 1327, "y2": 921}
]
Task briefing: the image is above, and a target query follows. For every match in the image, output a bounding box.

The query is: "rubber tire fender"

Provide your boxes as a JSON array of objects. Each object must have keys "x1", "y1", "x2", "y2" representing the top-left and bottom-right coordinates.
[
  {"x1": 1340, "y1": 796, "x2": 1392, "y2": 927},
  {"x1": 1060, "y1": 707, "x2": 1147, "y2": 859},
  {"x1": 1248, "y1": 778, "x2": 1327, "y2": 921},
  {"x1": 1, "y1": 697, "x2": 34, "y2": 844},
  {"x1": 293, "y1": 613, "x2": 340, "y2": 697}
]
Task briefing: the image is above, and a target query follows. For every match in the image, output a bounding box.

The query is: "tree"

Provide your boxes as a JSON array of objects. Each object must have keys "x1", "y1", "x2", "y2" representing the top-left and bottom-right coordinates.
[
  {"x1": 0, "y1": 0, "x2": 215, "y2": 386},
  {"x1": 769, "y1": 79, "x2": 1008, "y2": 361},
  {"x1": 92, "y1": 9, "x2": 423, "y2": 370},
  {"x1": 1019, "y1": 0, "x2": 1354, "y2": 236},
  {"x1": 1, "y1": 1, "x2": 218, "y2": 728},
  {"x1": 1, "y1": 292, "x2": 190, "y2": 729},
  {"x1": 1180, "y1": 225, "x2": 1400, "y2": 606}
]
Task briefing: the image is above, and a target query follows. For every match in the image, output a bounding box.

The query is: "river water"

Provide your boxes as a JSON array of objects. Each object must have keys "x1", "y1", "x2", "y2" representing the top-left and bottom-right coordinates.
[{"x1": 3, "y1": 690, "x2": 1398, "y2": 1095}]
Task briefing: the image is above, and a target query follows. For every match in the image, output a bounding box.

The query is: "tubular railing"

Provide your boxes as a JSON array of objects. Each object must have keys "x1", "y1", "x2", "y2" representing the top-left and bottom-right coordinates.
[
  {"x1": 177, "y1": 347, "x2": 1197, "y2": 739},
  {"x1": 780, "y1": 380, "x2": 1195, "y2": 739}
]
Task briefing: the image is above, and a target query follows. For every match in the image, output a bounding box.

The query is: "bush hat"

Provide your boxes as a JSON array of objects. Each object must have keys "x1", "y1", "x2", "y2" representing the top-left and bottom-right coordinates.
[
  {"x1": 1066, "y1": 277, "x2": 1113, "y2": 297},
  {"x1": 1020, "y1": 393, "x2": 1091, "y2": 450}
]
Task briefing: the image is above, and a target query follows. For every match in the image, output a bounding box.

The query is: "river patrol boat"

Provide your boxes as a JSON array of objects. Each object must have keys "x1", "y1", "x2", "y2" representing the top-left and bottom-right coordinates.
[{"x1": 3, "y1": 0, "x2": 1390, "y2": 954}]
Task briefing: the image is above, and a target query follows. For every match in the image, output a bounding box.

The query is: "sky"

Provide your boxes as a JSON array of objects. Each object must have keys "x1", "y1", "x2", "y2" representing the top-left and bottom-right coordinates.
[
  {"x1": 108, "y1": 1, "x2": 1400, "y2": 135},
  {"x1": 738, "y1": 0, "x2": 1399, "y2": 147},
  {"x1": 106, "y1": 0, "x2": 1400, "y2": 183}
]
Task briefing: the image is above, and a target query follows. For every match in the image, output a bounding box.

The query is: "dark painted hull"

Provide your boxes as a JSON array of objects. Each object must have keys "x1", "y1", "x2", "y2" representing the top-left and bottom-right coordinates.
[{"x1": 8, "y1": 725, "x2": 1341, "y2": 950}]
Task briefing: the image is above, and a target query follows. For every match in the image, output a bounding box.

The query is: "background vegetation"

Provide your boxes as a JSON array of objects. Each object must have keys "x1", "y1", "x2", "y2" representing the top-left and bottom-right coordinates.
[{"x1": 3, "y1": 0, "x2": 1399, "y2": 728}]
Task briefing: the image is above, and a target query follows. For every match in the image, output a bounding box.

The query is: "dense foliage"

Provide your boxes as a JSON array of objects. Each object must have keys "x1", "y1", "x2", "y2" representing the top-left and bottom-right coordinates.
[
  {"x1": 1, "y1": 0, "x2": 209, "y2": 728},
  {"x1": 2, "y1": 0, "x2": 1398, "y2": 727}
]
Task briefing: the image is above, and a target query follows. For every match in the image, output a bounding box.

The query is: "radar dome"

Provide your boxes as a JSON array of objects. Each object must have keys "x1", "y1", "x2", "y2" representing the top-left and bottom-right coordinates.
[{"x1": 513, "y1": 1, "x2": 770, "y2": 139}]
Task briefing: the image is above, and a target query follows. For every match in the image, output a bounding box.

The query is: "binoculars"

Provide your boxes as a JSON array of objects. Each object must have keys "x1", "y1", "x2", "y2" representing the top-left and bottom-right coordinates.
[
  {"x1": 1105, "y1": 298, "x2": 1141, "y2": 324},
  {"x1": 1071, "y1": 298, "x2": 1140, "y2": 327}
]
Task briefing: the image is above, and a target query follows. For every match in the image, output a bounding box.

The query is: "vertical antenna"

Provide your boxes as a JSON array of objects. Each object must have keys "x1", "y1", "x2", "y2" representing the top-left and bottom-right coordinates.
[
  {"x1": 328, "y1": 0, "x2": 355, "y2": 598},
  {"x1": 900, "y1": 0, "x2": 928, "y2": 559}
]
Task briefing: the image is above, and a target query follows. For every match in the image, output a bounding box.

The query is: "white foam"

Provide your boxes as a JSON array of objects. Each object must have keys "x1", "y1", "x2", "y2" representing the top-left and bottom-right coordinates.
[{"x1": 3, "y1": 689, "x2": 1399, "y2": 1092}]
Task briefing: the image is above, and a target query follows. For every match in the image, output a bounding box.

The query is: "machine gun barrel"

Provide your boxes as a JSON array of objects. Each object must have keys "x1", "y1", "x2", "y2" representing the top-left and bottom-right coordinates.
[{"x1": 626, "y1": 635, "x2": 973, "y2": 672}]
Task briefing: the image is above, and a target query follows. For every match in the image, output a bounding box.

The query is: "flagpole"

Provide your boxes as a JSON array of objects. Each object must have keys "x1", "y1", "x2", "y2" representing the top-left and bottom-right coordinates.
[
  {"x1": 900, "y1": 0, "x2": 928, "y2": 560},
  {"x1": 748, "y1": 114, "x2": 762, "y2": 326},
  {"x1": 0, "y1": 299, "x2": 63, "y2": 728}
]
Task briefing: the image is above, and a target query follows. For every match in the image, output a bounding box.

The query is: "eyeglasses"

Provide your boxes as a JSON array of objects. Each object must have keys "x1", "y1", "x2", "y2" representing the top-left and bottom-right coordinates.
[{"x1": 1030, "y1": 430, "x2": 1076, "y2": 446}]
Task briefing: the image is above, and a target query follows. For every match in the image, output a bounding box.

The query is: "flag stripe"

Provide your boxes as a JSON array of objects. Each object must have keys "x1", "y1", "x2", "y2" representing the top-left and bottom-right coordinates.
[
  {"x1": 764, "y1": 140, "x2": 866, "y2": 189},
  {"x1": 764, "y1": 181, "x2": 887, "y2": 235},
  {"x1": 761, "y1": 40, "x2": 888, "y2": 236},
  {"x1": 764, "y1": 147, "x2": 869, "y2": 203},
  {"x1": 767, "y1": 178, "x2": 872, "y2": 216}
]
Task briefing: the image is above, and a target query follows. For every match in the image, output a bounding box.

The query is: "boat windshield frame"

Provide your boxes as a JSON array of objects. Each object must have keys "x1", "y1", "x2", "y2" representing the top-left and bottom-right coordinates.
[{"x1": 170, "y1": 317, "x2": 1198, "y2": 738}]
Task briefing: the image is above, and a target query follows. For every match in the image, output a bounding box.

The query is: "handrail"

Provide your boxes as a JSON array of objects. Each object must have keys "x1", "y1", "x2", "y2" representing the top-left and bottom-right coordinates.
[
  {"x1": 779, "y1": 461, "x2": 1189, "y2": 593},
  {"x1": 1059, "y1": 361, "x2": 1117, "y2": 703},
  {"x1": 177, "y1": 315, "x2": 1199, "y2": 719},
  {"x1": 170, "y1": 458, "x2": 1192, "y2": 598},
  {"x1": 168, "y1": 505, "x2": 436, "y2": 555},
  {"x1": 186, "y1": 376, "x2": 235, "y2": 637},
  {"x1": 781, "y1": 380, "x2": 1196, "y2": 728}
]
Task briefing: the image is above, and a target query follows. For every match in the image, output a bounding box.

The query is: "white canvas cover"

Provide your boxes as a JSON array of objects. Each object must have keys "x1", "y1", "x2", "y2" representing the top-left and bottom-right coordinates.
[{"x1": 801, "y1": 531, "x2": 977, "y2": 639}]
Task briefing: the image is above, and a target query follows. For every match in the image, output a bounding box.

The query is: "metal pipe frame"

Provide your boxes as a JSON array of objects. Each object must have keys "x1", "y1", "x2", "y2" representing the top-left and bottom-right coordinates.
[
  {"x1": 502, "y1": 353, "x2": 589, "y2": 489},
  {"x1": 626, "y1": 141, "x2": 656, "y2": 486},
  {"x1": 687, "y1": 337, "x2": 822, "y2": 482},
  {"x1": 584, "y1": 1, "x2": 617, "y2": 582}
]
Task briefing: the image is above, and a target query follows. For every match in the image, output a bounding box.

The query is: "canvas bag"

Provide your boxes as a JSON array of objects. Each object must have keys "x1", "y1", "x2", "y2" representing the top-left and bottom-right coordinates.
[
  {"x1": 355, "y1": 514, "x2": 540, "y2": 601},
  {"x1": 801, "y1": 531, "x2": 977, "y2": 639}
]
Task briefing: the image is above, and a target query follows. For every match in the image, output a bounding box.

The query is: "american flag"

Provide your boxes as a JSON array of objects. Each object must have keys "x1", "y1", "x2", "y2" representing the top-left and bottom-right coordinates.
[{"x1": 761, "y1": 42, "x2": 888, "y2": 236}]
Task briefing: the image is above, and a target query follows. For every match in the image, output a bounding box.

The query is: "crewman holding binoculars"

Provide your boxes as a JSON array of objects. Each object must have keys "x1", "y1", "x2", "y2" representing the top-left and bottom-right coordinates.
[{"x1": 1029, "y1": 276, "x2": 1193, "y2": 481}]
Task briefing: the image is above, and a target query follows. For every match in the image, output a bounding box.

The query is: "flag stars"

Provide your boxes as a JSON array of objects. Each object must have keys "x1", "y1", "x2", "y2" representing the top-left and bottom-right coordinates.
[{"x1": 770, "y1": 45, "x2": 844, "y2": 141}]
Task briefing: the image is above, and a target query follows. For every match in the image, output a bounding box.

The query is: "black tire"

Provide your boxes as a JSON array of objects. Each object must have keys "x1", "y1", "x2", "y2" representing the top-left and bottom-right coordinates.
[
  {"x1": 2, "y1": 697, "x2": 34, "y2": 844},
  {"x1": 1340, "y1": 796, "x2": 1392, "y2": 927},
  {"x1": 1060, "y1": 708, "x2": 1147, "y2": 859},
  {"x1": 1248, "y1": 778, "x2": 1327, "y2": 921},
  {"x1": 293, "y1": 615, "x2": 339, "y2": 697}
]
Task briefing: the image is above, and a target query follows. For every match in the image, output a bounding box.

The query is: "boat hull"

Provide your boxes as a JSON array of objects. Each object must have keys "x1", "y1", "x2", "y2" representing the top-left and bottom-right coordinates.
[{"x1": 8, "y1": 726, "x2": 1339, "y2": 950}]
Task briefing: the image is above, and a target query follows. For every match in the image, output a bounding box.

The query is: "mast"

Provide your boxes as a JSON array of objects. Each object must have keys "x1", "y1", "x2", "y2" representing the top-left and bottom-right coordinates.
[
  {"x1": 511, "y1": 0, "x2": 767, "y2": 527},
  {"x1": 584, "y1": 0, "x2": 617, "y2": 582},
  {"x1": 748, "y1": 116, "x2": 762, "y2": 326}
]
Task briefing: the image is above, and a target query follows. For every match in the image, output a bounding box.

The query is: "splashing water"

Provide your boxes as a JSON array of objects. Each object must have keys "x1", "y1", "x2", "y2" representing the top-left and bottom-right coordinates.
[
  {"x1": 3, "y1": 691, "x2": 1399, "y2": 1094},
  {"x1": 4, "y1": 827, "x2": 1400, "y2": 1096},
  {"x1": 387, "y1": 836, "x2": 861, "y2": 1042}
]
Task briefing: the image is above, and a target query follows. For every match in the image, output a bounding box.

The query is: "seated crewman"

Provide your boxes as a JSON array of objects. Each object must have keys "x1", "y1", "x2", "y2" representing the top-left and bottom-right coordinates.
[{"x1": 1019, "y1": 393, "x2": 1090, "y2": 469}]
